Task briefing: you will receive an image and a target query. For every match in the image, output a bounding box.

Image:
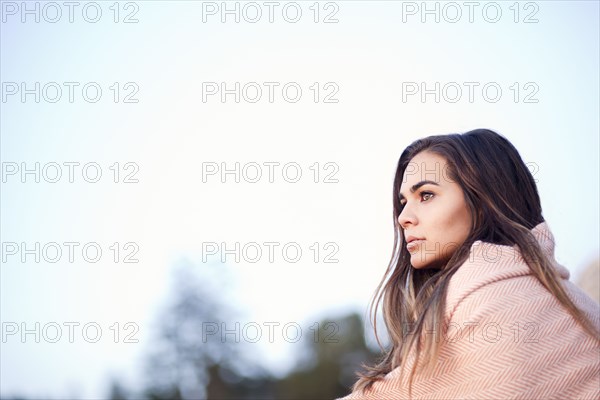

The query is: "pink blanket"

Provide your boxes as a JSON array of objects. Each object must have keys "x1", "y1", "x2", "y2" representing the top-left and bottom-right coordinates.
[{"x1": 338, "y1": 222, "x2": 600, "y2": 399}]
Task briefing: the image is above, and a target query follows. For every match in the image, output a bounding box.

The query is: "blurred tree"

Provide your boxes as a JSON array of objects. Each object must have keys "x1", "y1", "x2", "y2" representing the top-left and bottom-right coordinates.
[
  {"x1": 108, "y1": 379, "x2": 130, "y2": 400},
  {"x1": 274, "y1": 313, "x2": 379, "y2": 400},
  {"x1": 576, "y1": 258, "x2": 600, "y2": 303},
  {"x1": 205, "y1": 364, "x2": 275, "y2": 399},
  {"x1": 109, "y1": 260, "x2": 383, "y2": 399},
  {"x1": 141, "y1": 261, "x2": 247, "y2": 400}
]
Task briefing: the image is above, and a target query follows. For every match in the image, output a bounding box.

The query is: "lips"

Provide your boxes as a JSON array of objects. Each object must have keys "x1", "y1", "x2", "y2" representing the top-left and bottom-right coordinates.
[
  {"x1": 405, "y1": 235, "x2": 424, "y2": 244},
  {"x1": 406, "y1": 239, "x2": 424, "y2": 252},
  {"x1": 405, "y1": 235, "x2": 425, "y2": 252}
]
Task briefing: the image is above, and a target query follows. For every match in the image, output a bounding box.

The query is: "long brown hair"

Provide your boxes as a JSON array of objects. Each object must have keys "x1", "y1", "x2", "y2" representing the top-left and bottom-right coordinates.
[{"x1": 352, "y1": 128, "x2": 600, "y2": 397}]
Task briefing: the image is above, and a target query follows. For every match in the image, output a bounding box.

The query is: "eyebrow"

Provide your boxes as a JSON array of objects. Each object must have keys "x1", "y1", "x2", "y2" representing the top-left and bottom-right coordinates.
[{"x1": 399, "y1": 180, "x2": 440, "y2": 200}]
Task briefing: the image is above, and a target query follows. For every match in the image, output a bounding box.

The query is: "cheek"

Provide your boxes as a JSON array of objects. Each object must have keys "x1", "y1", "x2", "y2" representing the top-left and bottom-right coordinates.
[{"x1": 447, "y1": 205, "x2": 471, "y2": 243}]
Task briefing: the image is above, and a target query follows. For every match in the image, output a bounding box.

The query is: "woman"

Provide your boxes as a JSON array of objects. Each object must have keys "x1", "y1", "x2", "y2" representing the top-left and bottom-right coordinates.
[{"x1": 338, "y1": 129, "x2": 600, "y2": 399}]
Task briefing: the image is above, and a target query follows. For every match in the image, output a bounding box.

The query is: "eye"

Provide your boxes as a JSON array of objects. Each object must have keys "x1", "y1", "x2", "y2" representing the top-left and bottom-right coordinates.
[
  {"x1": 399, "y1": 191, "x2": 433, "y2": 208},
  {"x1": 421, "y1": 191, "x2": 434, "y2": 201}
]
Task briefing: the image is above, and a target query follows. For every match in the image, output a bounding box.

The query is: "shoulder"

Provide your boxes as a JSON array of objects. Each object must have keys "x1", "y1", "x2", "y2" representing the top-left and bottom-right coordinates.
[
  {"x1": 430, "y1": 275, "x2": 600, "y2": 400},
  {"x1": 442, "y1": 239, "x2": 600, "y2": 349},
  {"x1": 444, "y1": 240, "x2": 532, "y2": 321}
]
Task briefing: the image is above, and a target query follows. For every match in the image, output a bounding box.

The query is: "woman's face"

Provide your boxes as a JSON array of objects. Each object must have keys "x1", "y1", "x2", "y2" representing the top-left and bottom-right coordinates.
[{"x1": 398, "y1": 151, "x2": 472, "y2": 269}]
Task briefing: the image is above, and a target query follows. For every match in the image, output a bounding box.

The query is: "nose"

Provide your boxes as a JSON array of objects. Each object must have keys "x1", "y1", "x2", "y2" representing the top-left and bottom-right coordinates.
[{"x1": 398, "y1": 203, "x2": 417, "y2": 230}]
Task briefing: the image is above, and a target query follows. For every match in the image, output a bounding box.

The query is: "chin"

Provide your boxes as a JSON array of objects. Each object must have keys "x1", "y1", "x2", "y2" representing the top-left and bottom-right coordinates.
[
  {"x1": 409, "y1": 258, "x2": 429, "y2": 269},
  {"x1": 410, "y1": 256, "x2": 443, "y2": 270}
]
